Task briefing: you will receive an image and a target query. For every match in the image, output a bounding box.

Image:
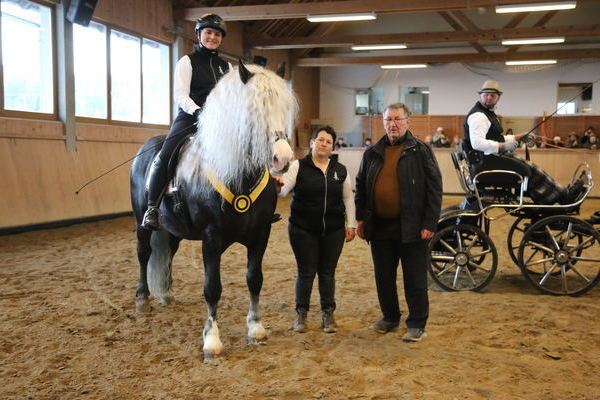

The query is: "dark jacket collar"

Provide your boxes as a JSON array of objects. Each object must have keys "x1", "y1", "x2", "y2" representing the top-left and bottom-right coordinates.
[
  {"x1": 194, "y1": 44, "x2": 219, "y2": 56},
  {"x1": 371, "y1": 131, "x2": 417, "y2": 157}
]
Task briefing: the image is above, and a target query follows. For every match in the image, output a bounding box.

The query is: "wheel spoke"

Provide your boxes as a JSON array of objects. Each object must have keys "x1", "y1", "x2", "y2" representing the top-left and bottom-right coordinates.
[
  {"x1": 538, "y1": 263, "x2": 558, "y2": 285},
  {"x1": 570, "y1": 235, "x2": 596, "y2": 252},
  {"x1": 525, "y1": 257, "x2": 554, "y2": 267},
  {"x1": 464, "y1": 233, "x2": 479, "y2": 253},
  {"x1": 453, "y1": 266, "x2": 462, "y2": 288},
  {"x1": 561, "y1": 264, "x2": 568, "y2": 293},
  {"x1": 562, "y1": 222, "x2": 573, "y2": 248},
  {"x1": 524, "y1": 248, "x2": 540, "y2": 266},
  {"x1": 455, "y1": 230, "x2": 463, "y2": 251},
  {"x1": 439, "y1": 239, "x2": 457, "y2": 255},
  {"x1": 545, "y1": 226, "x2": 560, "y2": 250},
  {"x1": 436, "y1": 263, "x2": 457, "y2": 278},
  {"x1": 527, "y1": 240, "x2": 554, "y2": 254},
  {"x1": 570, "y1": 256, "x2": 600, "y2": 263},
  {"x1": 470, "y1": 249, "x2": 492, "y2": 258},
  {"x1": 468, "y1": 260, "x2": 490, "y2": 273},
  {"x1": 567, "y1": 262, "x2": 592, "y2": 283},
  {"x1": 431, "y1": 255, "x2": 455, "y2": 262},
  {"x1": 463, "y1": 265, "x2": 478, "y2": 287}
]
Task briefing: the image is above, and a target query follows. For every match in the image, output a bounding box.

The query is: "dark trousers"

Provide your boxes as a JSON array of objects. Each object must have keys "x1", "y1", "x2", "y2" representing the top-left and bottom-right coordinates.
[
  {"x1": 370, "y1": 219, "x2": 429, "y2": 329},
  {"x1": 288, "y1": 223, "x2": 345, "y2": 311},
  {"x1": 147, "y1": 110, "x2": 198, "y2": 204}
]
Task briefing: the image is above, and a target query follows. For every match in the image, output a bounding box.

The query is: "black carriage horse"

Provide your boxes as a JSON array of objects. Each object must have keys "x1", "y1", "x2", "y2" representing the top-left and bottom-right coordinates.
[{"x1": 130, "y1": 62, "x2": 297, "y2": 358}]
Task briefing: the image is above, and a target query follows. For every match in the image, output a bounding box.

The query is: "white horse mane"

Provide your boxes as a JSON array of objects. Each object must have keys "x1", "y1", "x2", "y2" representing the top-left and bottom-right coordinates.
[{"x1": 177, "y1": 64, "x2": 298, "y2": 195}]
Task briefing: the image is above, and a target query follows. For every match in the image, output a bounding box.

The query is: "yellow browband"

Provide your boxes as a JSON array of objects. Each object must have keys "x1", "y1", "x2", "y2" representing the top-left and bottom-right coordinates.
[{"x1": 205, "y1": 167, "x2": 270, "y2": 213}]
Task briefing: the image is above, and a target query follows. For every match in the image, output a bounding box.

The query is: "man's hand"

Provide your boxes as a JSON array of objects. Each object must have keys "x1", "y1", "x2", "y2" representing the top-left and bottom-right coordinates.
[
  {"x1": 357, "y1": 220, "x2": 365, "y2": 239},
  {"x1": 420, "y1": 229, "x2": 435, "y2": 240},
  {"x1": 345, "y1": 227, "x2": 356, "y2": 242},
  {"x1": 501, "y1": 137, "x2": 519, "y2": 153}
]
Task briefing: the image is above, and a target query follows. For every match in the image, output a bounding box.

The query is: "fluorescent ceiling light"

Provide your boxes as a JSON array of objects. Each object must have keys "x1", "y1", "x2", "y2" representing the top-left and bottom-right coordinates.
[
  {"x1": 505, "y1": 60, "x2": 557, "y2": 65},
  {"x1": 381, "y1": 64, "x2": 427, "y2": 69},
  {"x1": 502, "y1": 37, "x2": 565, "y2": 45},
  {"x1": 352, "y1": 44, "x2": 407, "y2": 51},
  {"x1": 421, "y1": 90, "x2": 431, "y2": 94},
  {"x1": 307, "y1": 12, "x2": 376, "y2": 22},
  {"x1": 496, "y1": 1, "x2": 576, "y2": 13}
]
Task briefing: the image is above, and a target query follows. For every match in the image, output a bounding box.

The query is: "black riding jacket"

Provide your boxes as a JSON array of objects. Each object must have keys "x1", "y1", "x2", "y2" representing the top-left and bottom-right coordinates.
[
  {"x1": 355, "y1": 132, "x2": 443, "y2": 242},
  {"x1": 290, "y1": 154, "x2": 348, "y2": 234},
  {"x1": 186, "y1": 45, "x2": 230, "y2": 111}
]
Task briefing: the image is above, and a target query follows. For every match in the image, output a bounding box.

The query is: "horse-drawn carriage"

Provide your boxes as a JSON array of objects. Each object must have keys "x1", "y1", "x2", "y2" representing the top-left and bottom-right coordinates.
[{"x1": 428, "y1": 150, "x2": 600, "y2": 296}]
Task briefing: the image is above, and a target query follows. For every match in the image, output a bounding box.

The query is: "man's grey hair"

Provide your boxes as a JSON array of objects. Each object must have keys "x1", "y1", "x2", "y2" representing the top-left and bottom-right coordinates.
[{"x1": 384, "y1": 102, "x2": 411, "y2": 117}]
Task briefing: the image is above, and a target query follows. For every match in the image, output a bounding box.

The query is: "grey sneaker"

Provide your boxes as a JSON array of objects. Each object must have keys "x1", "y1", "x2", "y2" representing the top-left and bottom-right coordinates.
[
  {"x1": 402, "y1": 328, "x2": 427, "y2": 342},
  {"x1": 368, "y1": 319, "x2": 399, "y2": 334}
]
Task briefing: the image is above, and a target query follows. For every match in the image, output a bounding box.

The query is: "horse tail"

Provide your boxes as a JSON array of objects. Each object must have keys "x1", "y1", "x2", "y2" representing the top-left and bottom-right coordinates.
[{"x1": 147, "y1": 230, "x2": 173, "y2": 298}]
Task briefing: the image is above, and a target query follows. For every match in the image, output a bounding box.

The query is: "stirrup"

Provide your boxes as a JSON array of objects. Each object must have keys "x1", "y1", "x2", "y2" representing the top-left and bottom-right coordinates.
[{"x1": 141, "y1": 206, "x2": 161, "y2": 230}]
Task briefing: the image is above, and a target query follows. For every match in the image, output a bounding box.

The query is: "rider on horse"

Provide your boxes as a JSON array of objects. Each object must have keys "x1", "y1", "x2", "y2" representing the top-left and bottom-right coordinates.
[{"x1": 142, "y1": 13, "x2": 230, "y2": 230}]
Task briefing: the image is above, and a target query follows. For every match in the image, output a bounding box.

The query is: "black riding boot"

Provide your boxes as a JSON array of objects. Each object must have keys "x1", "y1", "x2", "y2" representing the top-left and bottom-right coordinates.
[
  {"x1": 141, "y1": 157, "x2": 169, "y2": 230},
  {"x1": 291, "y1": 308, "x2": 308, "y2": 333},
  {"x1": 322, "y1": 308, "x2": 337, "y2": 333}
]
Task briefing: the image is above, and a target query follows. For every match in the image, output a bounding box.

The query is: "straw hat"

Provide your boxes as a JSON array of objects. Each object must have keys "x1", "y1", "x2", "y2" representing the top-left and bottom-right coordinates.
[{"x1": 478, "y1": 80, "x2": 503, "y2": 95}]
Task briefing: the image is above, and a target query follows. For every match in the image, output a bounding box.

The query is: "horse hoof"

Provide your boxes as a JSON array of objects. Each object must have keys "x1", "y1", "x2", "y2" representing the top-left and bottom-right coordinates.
[
  {"x1": 135, "y1": 299, "x2": 151, "y2": 313},
  {"x1": 159, "y1": 295, "x2": 173, "y2": 306}
]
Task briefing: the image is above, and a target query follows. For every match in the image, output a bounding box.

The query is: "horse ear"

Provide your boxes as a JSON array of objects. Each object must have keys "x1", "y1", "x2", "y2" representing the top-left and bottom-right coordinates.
[
  {"x1": 276, "y1": 62, "x2": 286, "y2": 79},
  {"x1": 238, "y1": 59, "x2": 254, "y2": 84}
]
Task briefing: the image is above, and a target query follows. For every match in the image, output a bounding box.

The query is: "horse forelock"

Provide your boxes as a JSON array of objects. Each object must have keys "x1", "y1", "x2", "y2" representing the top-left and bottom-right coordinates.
[{"x1": 177, "y1": 65, "x2": 298, "y2": 195}]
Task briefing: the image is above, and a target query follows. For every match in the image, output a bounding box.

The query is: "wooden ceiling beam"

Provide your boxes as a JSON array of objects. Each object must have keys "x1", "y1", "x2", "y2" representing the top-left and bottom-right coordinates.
[
  {"x1": 443, "y1": 11, "x2": 487, "y2": 54},
  {"x1": 174, "y1": 0, "x2": 597, "y2": 21},
  {"x1": 248, "y1": 25, "x2": 600, "y2": 49},
  {"x1": 295, "y1": 48, "x2": 600, "y2": 67},
  {"x1": 507, "y1": 11, "x2": 557, "y2": 53}
]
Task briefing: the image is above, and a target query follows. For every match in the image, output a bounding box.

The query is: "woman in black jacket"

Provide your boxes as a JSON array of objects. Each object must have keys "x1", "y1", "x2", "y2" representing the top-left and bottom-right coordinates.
[{"x1": 275, "y1": 126, "x2": 357, "y2": 333}]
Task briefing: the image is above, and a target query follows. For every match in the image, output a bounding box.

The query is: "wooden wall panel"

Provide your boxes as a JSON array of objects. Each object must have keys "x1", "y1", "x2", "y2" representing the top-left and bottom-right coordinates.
[
  {"x1": 93, "y1": 0, "x2": 174, "y2": 43},
  {"x1": 0, "y1": 139, "x2": 141, "y2": 228}
]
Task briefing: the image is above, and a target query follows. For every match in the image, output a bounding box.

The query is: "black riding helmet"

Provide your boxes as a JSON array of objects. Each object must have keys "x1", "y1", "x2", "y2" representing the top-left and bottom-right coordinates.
[{"x1": 195, "y1": 13, "x2": 227, "y2": 37}]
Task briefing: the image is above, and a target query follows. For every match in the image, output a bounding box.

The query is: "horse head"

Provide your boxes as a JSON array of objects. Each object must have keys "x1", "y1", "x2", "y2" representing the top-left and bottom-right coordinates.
[{"x1": 178, "y1": 60, "x2": 298, "y2": 193}]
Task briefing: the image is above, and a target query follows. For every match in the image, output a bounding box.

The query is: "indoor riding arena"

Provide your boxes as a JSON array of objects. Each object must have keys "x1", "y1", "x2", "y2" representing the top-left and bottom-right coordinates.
[{"x1": 2, "y1": 1, "x2": 600, "y2": 399}]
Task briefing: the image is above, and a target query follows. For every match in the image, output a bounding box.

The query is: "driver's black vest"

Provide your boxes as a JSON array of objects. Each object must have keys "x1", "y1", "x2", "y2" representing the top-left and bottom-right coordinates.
[
  {"x1": 463, "y1": 101, "x2": 504, "y2": 162},
  {"x1": 186, "y1": 46, "x2": 229, "y2": 111}
]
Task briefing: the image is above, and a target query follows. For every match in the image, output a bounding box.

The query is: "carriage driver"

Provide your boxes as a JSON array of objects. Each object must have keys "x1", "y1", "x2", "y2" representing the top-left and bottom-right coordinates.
[
  {"x1": 142, "y1": 14, "x2": 230, "y2": 230},
  {"x1": 463, "y1": 80, "x2": 586, "y2": 205}
]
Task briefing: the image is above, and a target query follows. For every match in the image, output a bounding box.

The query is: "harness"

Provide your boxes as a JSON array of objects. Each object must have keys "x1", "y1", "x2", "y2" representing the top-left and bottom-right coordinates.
[{"x1": 205, "y1": 167, "x2": 270, "y2": 213}]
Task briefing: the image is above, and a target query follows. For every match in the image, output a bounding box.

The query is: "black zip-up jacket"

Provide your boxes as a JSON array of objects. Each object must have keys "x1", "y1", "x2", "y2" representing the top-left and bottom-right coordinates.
[
  {"x1": 186, "y1": 45, "x2": 230, "y2": 111},
  {"x1": 290, "y1": 154, "x2": 348, "y2": 234},
  {"x1": 462, "y1": 101, "x2": 504, "y2": 162},
  {"x1": 355, "y1": 131, "x2": 443, "y2": 242}
]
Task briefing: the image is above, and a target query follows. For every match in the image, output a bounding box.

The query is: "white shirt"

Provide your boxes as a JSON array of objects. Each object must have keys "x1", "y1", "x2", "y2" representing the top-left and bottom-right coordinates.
[
  {"x1": 173, "y1": 55, "x2": 233, "y2": 115},
  {"x1": 278, "y1": 159, "x2": 357, "y2": 228},
  {"x1": 467, "y1": 110, "x2": 517, "y2": 155}
]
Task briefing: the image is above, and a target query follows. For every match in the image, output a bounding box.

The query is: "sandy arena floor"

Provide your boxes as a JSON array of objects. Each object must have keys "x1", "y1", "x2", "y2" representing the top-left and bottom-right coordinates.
[{"x1": 1, "y1": 196, "x2": 599, "y2": 399}]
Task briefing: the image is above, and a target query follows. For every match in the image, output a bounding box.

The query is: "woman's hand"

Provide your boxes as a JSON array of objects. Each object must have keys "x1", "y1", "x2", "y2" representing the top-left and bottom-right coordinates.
[
  {"x1": 345, "y1": 227, "x2": 356, "y2": 242},
  {"x1": 272, "y1": 175, "x2": 284, "y2": 193},
  {"x1": 356, "y1": 221, "x2": 365, "y2": 239}
]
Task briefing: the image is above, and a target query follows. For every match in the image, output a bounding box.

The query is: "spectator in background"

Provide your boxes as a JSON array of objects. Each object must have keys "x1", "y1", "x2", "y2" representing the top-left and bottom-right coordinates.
[
  {"x1": 553, "y1": 136, "x2": 564, "y2": 147},
  {"x1": 432, "y1": 127, "x2": 450, "y2": 147},
  {"x1": 363, "y1": 137, "x2": 372, "y2": 147},
  {"x1": 566, "y1": 133, "x2": 580, "y2": 148},
  {"x1": 505, "y1": 128, "x2": 514, "y2": 136},
  {"x1": 423, "y1": 135, "x2": 433, "y2": 147},
  {"x1": 451, "y1": 135, "x2": 461, "y2": 149},
  {"x1": 335, "y1": 137, "x2": 349, "y2": 150},
  {"x1": 586, "y1": 134, "x2": 598, "y2": 150},
  {"x1": 581, "y1": 126, "x2": 595, "y2": 146}
]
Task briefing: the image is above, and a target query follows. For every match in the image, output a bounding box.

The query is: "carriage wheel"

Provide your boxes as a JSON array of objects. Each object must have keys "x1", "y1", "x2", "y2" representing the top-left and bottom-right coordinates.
[
  {"x1": 428, "y1": 224, "x2": 498, "y2": 292},
  {"x1": 517, "y1": 215, "x2": 600, "y2": 296},
  {"x1": 507, "y1": 217, "x2": 527, "y2": 266}
]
